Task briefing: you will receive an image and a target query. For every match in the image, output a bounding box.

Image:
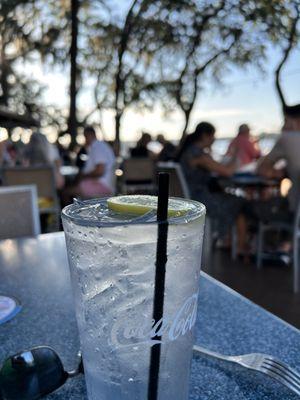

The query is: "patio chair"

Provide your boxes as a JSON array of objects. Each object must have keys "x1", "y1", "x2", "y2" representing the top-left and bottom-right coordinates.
[
  {"x1": 121, "y1": 158, "x2": 155, "y2": 194},
  {"x1": 0, "y1": 185, "x2": 41, "y2": 240},
  {"x1": 293, "y1": 201, "x2": 300, "y2": 293},
  {"x1": 156, "y1": 162, "x2": 190, "y2": 198},
  {"x1": 2, "y1": 166, "x2": 60, "y2": 230},
  {"x1": 156, "y1": 161, "x2": 213, "y2": 264},
  {"x1": 256, "y1": 198, "x2": 300, "y2": 293}
]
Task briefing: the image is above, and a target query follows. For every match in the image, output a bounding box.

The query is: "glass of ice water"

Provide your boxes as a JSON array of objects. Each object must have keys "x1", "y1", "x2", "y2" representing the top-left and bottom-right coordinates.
[{"x1": 62, "y1": 196, "x2": 205, "y2": 400}]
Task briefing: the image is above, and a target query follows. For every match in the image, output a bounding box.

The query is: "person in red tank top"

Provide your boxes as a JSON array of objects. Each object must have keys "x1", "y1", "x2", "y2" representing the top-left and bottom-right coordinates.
[{"x1": 227, "y1": 124, "x2": 261, "y2": 168}]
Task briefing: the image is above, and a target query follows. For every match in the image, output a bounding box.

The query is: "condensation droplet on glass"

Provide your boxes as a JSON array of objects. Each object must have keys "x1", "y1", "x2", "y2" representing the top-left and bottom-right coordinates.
[
  {"x1": 119, "y1": 248, "x2": 127, "y2": 257},
  {"x1": 82, "y1": 284, "x2": 88, "y2": 294},
  {"x1": 95, "y1": 273, "x2": 101, "y2": 281},
  {"x1": 103, "y1": 325, "x2": 109, "y2": 334}
]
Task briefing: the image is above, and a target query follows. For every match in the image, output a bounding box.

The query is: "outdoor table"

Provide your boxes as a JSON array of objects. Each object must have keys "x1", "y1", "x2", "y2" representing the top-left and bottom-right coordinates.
[
  {"x1": 225, "y1": 173, "x2": 279, "y2": 188},
  {"x1": 60, "y1": 166, "x2": 79, "y2": 177},
  {"x1": 0, "y1": 232, "x2": 299, "y2": 399},
  {"x1": 60, "y1": 166, "x2": 79, "y2": 185},
  {"x1": 218, "y1": 173, "x2": 281, "y2": 200}
]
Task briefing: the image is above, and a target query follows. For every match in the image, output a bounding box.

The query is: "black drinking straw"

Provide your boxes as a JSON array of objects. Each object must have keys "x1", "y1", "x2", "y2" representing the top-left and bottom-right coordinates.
[{"x1": 147, "y1": 172, "x2": 169, "y2": 400}]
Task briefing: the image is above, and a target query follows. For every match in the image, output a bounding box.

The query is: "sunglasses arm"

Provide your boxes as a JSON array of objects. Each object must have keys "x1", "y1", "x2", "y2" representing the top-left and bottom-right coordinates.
[{"x1": 67, "y1": 351, "x2": 83, "y2": 378}]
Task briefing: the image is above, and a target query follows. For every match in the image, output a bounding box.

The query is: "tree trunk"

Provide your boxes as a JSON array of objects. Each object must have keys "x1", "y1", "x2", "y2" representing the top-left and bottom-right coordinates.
[
  {"x1": 69, "y1": 0, "x2": 79, "y2": 147},
  {"x1": 115, "y1": 110, "x2": 122, "y2": 153},
  {"x1": 114, "y1": 0, "x2": 140, "y2": 155},
  {"x1": 0, "y1": 37, "x2": 8, "y2": 106},
  {"x1": 180, "y1": 109, "x2": 191, "y2": 143},
  {"x1": 114, "y1": 70, "x2": 122, "y2": 151},
  {"x1": 274, "y1": 2, "x2": 300, "y2": 114}
]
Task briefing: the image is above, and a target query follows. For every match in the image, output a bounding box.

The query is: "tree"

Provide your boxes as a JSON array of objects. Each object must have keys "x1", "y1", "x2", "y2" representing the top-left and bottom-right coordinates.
[
  {"x1": 71, "y1": 0, "x2": 300, "y2": 144},
  {"x1": 4, "y1": 0, "x2": 297, "y2": 145},
  {"x1": 82, "y1": 0, "x2": 176, "y2": 146},
  {"x1": 0, "y1": 0, "x2": 39, "y2": 109},
  {"x1": 141, "y1": 0, "x2": 297, "y2": 137},
  {"x1": 274, "y1": 0, "x2": 300, "y2": 116},
  {"x1": 69, "y1": 0, "x2": 79, "y2": 146},
  {"x1": 0, "y1": 0, "x2": 70, "y2": 131}
]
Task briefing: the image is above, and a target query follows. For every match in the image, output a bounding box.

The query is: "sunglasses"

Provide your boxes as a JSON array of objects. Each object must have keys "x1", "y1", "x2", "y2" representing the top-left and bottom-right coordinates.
[{"x1": 0, "y1": 346, "x2": 83, "y2": 400}]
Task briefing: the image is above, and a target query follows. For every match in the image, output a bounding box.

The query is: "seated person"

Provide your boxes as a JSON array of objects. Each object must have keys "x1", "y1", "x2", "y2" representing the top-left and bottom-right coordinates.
[
  {"x1": 157, "y1": 134, "x2": 176, "y2": 161},
  {"x1": 177, "y1": 121, "x2": 247, "y2": 254},
  {"x1": 226, "y1": 124, "x2": 261, "y2": 168},
  {"x1": 130, "y1": 132, "x2": 153, "y2": 158},
  {"x1": 24, "y1": 132, "x2": 64, "y2": 190},
  {"x1": 76, "y1": 126, "x2": 116, "y2": 198},
  {"x1": 257, "y1": 110, "x2": 300, "y2": 214},
  {"x1": 0, "y1": 140, "x2": 12, "y2": 167}
]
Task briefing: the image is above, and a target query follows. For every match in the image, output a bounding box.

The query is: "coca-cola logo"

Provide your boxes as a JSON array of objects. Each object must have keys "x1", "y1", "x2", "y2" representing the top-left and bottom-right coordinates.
[{"x1": 111, "y1": 293, "x2": 198, "y2": 348}]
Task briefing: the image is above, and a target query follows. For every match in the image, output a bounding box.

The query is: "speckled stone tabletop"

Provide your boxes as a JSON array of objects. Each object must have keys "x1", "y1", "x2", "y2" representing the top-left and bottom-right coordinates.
[{"x1": 0, "y1": 232, "x2": 299, "y2": 399}]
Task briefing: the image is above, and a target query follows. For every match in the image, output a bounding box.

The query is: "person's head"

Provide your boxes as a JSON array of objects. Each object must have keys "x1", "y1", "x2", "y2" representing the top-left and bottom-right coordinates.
[
  {"x1": 138, "y1": 132, "x2": 152, "y2": 147},
  {"x1": 238, "y1": 124, "x2": 250, "y2": 137},
  {"x1": 176, "y1": 122, "x2": 216, "y2": 160},
  {"x1": 192, "y1": 121, "x2": 216, "y2": 147},
  {"x1": 156, "y1": 134, "x2": 166, "y2": 145},
  {"x1": 83, "y1": 126, "x2": 97, "y2": 146},
  {"x1": 26, "y1": 132, "x2": 51, "y2": 165},
  {"x1": 282, "y1": 111, "x2": 300, "y2": 132}
]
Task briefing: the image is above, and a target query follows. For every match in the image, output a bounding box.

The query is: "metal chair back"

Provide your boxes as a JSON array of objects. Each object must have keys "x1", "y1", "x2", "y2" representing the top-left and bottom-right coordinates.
[
  {"x1": 293, "y1": 198, "x2": 300, "y2": 293},
  {"x1": 156, "y1": 162, "x2": 190, "y2": 198},
  {"x1": 2, "y1": 166, "x2": 60, "y2": 229},
  {"x1": 0, "y1": 185, "x2": 41, "y2": 240},
  {"x1": 121, "y1": 158, "x2": 155, "y2": 194},
  {"x1": 2, "y1": 166, "x2": 57, "y2": 199}
]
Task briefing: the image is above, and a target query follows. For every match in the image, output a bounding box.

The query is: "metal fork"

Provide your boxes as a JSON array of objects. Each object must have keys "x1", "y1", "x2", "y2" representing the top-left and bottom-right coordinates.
[{"x1": 193, "y1": 345, "x2": 300, "y2": 397}]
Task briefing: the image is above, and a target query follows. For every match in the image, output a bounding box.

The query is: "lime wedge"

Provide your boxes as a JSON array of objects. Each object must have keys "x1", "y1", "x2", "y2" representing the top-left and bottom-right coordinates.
[{"x1": 107, "y1": 195, "x2": 190, "y2": 217}]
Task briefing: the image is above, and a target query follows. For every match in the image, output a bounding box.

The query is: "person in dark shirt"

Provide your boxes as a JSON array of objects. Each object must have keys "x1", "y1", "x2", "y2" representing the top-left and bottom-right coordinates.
[
  {"x1": 75, "y1": 146, "x2": 88, "y2": 170},
  {"x1": 130, "y1": 132, "x2": 153, "y2": 158},
  {"x1": 177, "y1": 121, "x2": 248, "y2": 255},
  {"x1": 157, "y1": 134, "x2": 176, "y2": 161}
]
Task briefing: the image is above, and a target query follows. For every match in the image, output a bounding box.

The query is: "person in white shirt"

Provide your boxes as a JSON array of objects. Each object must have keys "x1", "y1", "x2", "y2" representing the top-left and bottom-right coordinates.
[
  {"x1": 257, "y1": 111, "x2": 300, "y2": 212},
  {"x1": 77, "y1": 126, "x2": 116, "y2": 197}
]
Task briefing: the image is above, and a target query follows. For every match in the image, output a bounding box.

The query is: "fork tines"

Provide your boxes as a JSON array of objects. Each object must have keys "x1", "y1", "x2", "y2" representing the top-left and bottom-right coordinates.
[{"x1": 261, "y1": 357, "x2": 300, "y2": 395}]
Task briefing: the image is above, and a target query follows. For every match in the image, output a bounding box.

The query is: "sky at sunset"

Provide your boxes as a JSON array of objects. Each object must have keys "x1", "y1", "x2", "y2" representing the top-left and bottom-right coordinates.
[
  {"x1": 19, "y1": 0, "x2": 300, "y2": 145},
  {"x1": 30, "y1": 43, "x2": 299, "y2": 142}
]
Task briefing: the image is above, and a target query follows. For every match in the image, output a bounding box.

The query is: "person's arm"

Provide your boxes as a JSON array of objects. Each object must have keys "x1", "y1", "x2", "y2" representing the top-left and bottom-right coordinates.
[
  {"x1": 257, "y1": 137, "x2": 284, "y2": 178},
  {"x1": 191, "y1": 153, "x2": 235, "y2": 177},
  {"x1": 81, "y1": 142, "x2": 106, "y2": 179},
  {"x1": 82, "y1": 163, "x2": 105, "y2": 179},
  {"x1": 245, "y1": 139, "x2": 261, "y2": 159},
  {"x1": 226, "y1": 140, "x2": 236, "y2": 156}
]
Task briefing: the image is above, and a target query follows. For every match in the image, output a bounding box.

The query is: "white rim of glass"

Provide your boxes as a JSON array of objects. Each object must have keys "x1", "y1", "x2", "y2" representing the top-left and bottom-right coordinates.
[{"x1": 61, "y1": 197, "x2": 206, "y2": 228}]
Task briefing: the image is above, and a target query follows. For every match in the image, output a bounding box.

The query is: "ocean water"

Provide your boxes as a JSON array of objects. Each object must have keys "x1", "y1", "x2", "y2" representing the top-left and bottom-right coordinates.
[{"x1": 120, "y1": 136, "x2": 277, "y2": 160}]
